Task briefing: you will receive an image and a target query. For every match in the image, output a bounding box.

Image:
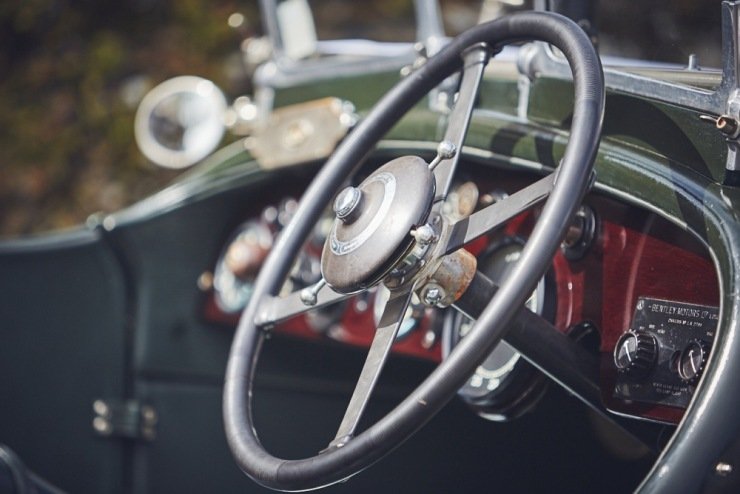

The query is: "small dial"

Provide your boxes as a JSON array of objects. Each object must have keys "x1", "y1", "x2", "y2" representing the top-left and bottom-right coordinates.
[
  {"x1": 212, "y1": 198, "x2": 331, "y2": 315},
  {"x1": 678, "y1": 340, "x2": 709, "y2": 384},
  {"x1": 613, "y1": 331, "x2": 657, "y2": 378},
  {"x1": 213, "y1": 221, "x2": 273, "y2": 313}
]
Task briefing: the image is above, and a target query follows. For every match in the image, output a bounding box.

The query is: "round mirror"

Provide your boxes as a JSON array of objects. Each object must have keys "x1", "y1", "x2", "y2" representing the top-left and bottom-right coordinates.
[{"x1": 134, "y1": 76, "x2": 227, "y2": 169}]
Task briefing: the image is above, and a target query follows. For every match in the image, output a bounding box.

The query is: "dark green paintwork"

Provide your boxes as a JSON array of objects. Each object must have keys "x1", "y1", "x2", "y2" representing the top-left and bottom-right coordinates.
[
  {"x1": 164, "y1": 62, "x2": 728, "y2": 214},
  {"x1": 272, "y1": 71, "x2": 403, "y2": 110},
  {"x1": 527, "y1": 77, "x2": 728, "y2": 183}
]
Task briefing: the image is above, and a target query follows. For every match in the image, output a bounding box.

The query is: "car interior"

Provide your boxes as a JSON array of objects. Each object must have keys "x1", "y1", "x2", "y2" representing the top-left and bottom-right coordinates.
[{"x1": 1, "y1": 1, "x2": 739, "y2": 493}]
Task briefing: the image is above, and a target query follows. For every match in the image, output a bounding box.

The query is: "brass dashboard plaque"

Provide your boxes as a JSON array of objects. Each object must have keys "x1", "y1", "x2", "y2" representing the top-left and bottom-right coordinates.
[{"x1": 247, "y1": 97, "x2": 355, "y2": 170}]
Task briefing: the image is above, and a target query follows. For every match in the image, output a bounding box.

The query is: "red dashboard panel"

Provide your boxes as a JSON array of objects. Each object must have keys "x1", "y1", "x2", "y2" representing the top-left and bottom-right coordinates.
[
  {"x1": 596, "y1": 217, "x2": 719, "y2": 423},
  {"x1": 598, "y1": 221, "x2": 718, "y2": 348}
]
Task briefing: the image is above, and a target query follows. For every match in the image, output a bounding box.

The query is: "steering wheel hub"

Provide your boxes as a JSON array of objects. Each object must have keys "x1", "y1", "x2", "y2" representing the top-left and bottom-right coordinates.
[{"x1": 321, "y1": 155, "x2": 435, "y2": 293}]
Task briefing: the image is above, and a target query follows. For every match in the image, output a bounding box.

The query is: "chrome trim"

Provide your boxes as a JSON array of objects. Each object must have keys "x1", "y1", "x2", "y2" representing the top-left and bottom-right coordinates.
[
  {"x1": 519, "y1": 42, "x2": 723, "y2": 114},
  {"x1": 520, "y1": 1, "x2": 740, "y2": 176}
]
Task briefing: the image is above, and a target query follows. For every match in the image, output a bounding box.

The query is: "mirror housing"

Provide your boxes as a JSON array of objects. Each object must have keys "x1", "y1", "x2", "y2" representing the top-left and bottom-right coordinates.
[{"x1": 134, "y1": 76, "x2": 227, "y2": 169}]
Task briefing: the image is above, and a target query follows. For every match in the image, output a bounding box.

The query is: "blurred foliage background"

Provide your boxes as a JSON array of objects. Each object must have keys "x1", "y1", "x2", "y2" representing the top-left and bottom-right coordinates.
[
  {"x1": 0, "y1": 0, "x2": 257, "y2": 236},
  {"x1": 0, "y1": 0, "x2": 488, "y2": 237},
  {"x1": 0, "y1": 0, "x2": 722, "y2": 237}
]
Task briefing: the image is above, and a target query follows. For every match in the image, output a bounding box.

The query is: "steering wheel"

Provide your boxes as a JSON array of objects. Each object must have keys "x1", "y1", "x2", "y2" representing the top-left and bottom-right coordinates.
[{"x1": 224, "y1": 11, "x2": 604, "y2": 492}]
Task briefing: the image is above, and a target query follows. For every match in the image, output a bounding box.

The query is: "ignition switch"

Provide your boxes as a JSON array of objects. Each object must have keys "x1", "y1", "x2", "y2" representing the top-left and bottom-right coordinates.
[{"x1": 561, "y1": 204, "x2": 597, "y2": 260}]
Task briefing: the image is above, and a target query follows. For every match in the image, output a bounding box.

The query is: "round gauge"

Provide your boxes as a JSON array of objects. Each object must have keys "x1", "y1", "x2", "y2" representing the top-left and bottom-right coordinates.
[
  {"x1": 213, "y1": 198, "x2": 325, "y2": 314},
  {"x1": 442, "y1": 237, "x2": 555, "y2": 421},
  {"x1": 453, "y1": 317, "x2": 521, "y2": 403},
  {"x1": 213, "y1": 221, "x2": 273, "y2": 313}
]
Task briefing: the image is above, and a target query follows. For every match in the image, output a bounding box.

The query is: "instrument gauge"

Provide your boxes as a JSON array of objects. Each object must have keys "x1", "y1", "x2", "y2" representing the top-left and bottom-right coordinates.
[
  {"x1": 213, "y1": 221, "x2": 273, "y2": 314},
  {"x1": 212, "y1": 198, "x2": 340, "y2": 321},
  {"x1": 443, "y1": 237, "x2": 554, "y2": 421}
]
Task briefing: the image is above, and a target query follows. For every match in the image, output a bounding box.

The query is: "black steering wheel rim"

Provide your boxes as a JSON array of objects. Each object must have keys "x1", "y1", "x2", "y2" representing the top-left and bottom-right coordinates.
[{"x1": 224, "y1": 11, "x2": 604, "y2": 492}]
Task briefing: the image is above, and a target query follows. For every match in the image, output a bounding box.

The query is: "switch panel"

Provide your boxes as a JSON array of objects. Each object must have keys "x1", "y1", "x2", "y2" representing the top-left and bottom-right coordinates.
[{"x1": 612, "y1": 297, "x2": 718, "y2": 409}]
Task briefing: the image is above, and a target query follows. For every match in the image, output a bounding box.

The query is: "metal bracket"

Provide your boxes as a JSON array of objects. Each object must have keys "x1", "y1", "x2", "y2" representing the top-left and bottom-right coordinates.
[
  {"x1": 718, "y1": 2, "x2": 740, "y2": 184},
  {"x1": 92, "y1": 399, "x2": 158, "y2": 441},
  {"x1": 521, "y1": 1, "x2": 740, "y2": 185}
]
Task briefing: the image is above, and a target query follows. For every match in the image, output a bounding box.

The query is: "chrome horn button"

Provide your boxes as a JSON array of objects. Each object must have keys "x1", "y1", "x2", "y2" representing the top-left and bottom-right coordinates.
[
  {"x1": 321, "y1": 155, "x2": 435, "y2": 293},
  {"x1": 333, "y1": 186, "x2": 363, "y2": 223}
]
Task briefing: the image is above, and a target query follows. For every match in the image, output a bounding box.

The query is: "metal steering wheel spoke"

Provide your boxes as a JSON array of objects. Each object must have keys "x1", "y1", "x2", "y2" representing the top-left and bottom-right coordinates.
[
  {"x1": 255, "y1": 281, "x2": 353, "y2": 327},
  {"x1": 326, "y1": 285, "x2": 414, "y2": 450},
  {"x1": 442, "y1": 172, "x2": 556, "y2": 256},
  {"x1": 431, "y1": 43, "x2": 491, "y2": 204}
]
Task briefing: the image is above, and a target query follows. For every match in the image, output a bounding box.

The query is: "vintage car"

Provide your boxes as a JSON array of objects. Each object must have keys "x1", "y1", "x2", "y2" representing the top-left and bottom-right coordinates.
[{"x1": 1, "y1": 0, "x2": 739, "y2": 492}]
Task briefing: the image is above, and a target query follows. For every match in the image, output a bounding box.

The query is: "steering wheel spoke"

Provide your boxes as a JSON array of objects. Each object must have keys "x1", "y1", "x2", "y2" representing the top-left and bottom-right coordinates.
[
  {"x1": 327, "y1": 285, "x2": 414, "y2": 450},
  {"x1": 443, "y1": 172, "x2": 555, "y2": 255},
  {"x1": 255, "y1": 282, "x2": 353, "y2": 327},
  {"x1": 432, "y1": 43, "x2": 491, "y2": 203}
]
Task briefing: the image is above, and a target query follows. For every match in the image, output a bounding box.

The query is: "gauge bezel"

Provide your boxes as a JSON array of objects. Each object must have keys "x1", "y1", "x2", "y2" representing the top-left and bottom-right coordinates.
[{"x1": 442, "y1": 234, "x2": 557, "y2": 420}]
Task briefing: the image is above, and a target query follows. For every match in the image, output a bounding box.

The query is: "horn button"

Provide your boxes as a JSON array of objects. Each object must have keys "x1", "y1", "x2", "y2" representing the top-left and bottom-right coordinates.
[{"x1": 321, "y1": 155, "x2": 435, "y2": 293}]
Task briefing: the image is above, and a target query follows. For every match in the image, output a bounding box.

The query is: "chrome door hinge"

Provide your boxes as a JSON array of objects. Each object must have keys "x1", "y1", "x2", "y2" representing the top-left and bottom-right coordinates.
[{"x1": 92, "y1": 399, "x2": 157, "y2": 441}]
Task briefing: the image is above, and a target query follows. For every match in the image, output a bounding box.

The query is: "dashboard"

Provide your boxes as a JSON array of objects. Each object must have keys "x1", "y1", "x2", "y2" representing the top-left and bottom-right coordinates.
[{"x1": 199, "y1": 160, "x2": 720, "y2": 427}]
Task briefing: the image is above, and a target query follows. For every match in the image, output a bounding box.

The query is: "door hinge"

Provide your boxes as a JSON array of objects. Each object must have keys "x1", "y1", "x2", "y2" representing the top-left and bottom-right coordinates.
[{"x1": 92, "y1": 399, "x2": 157, "y2": 441}]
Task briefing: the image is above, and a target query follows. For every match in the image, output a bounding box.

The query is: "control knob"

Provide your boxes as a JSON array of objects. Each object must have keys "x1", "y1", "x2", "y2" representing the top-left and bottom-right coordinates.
[
  {"x1": 613, "y1": 330, "x2": 657, "y2": 378},
  {"x1": 678, "y1": 340, "x2": 709, "y2": 384}
]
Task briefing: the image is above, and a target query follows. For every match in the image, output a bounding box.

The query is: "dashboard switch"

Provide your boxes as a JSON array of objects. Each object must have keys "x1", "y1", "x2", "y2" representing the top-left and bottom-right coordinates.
[
  {"x1": 678, "y1": 340, "x2": 709, "y2": 384},
  {"x1": 613, "y1": 330, "x2": 657, "y2": 378}
]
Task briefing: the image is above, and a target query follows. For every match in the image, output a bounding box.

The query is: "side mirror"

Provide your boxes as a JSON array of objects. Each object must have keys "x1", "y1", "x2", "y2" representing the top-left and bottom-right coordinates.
[{"x1": 134, "y1": 76, "x2": 227, "y2": 169}]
